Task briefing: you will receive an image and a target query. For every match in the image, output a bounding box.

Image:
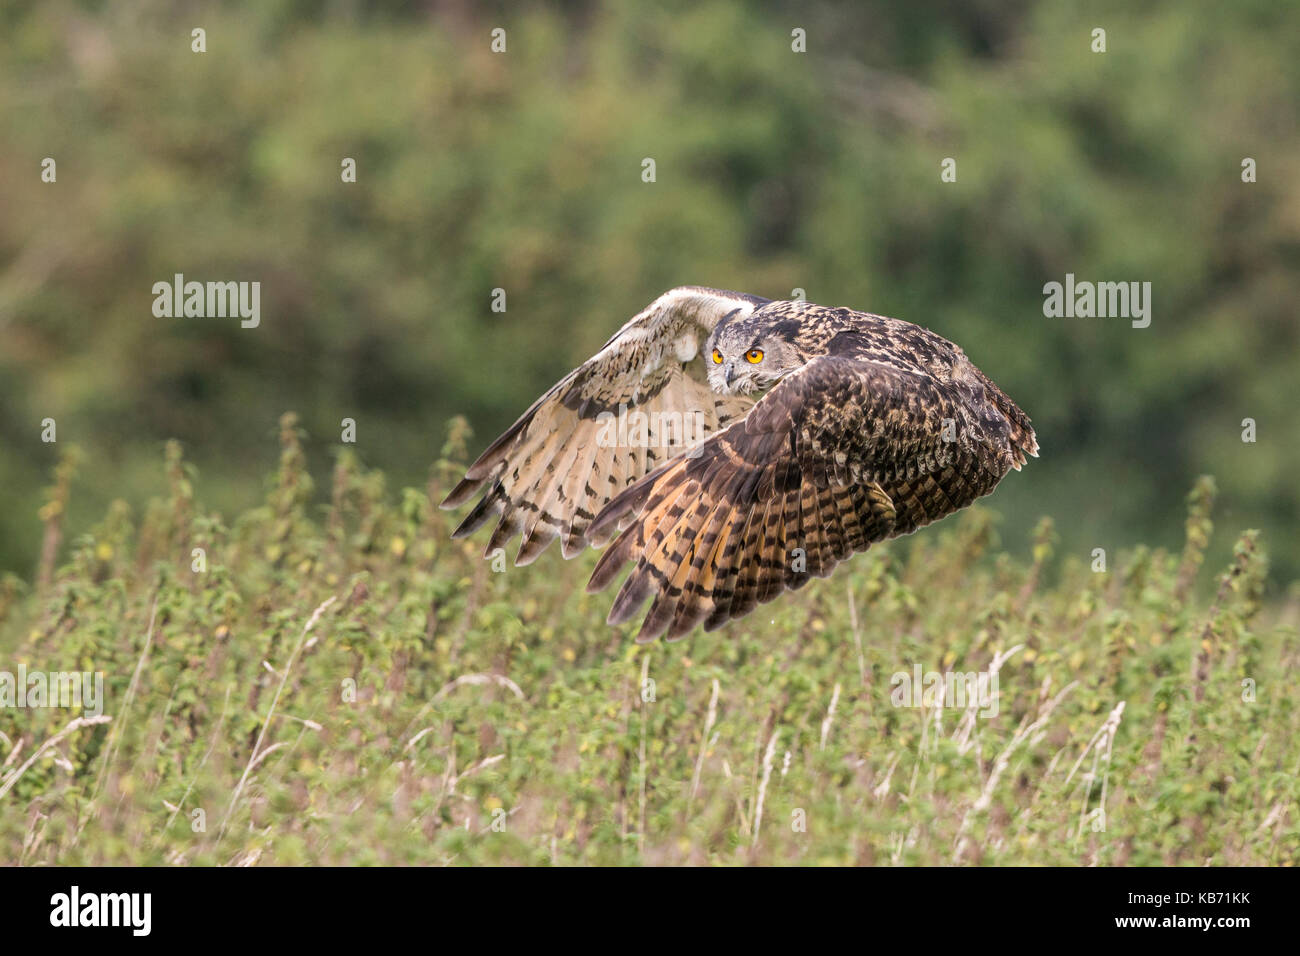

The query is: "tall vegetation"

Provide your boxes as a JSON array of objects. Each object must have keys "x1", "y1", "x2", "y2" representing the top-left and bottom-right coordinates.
[{"x1": 1, "y1": 427, "x2": 1293, "y2": 865}]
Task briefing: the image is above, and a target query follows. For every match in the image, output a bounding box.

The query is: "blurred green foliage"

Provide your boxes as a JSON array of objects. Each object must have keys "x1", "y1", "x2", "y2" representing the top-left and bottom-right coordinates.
[{"x1": 1, "y1": 0, "x2": 1297, "y2": 585}]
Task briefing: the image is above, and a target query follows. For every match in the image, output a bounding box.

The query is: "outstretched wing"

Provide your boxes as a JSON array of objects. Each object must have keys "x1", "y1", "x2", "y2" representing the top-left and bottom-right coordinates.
[
  {"x1": 441, "y1": 287, "x2": 767, "y2": 564},
  {"x1": 586, "y1": 341, "x2": 1037, "y2": 642}
]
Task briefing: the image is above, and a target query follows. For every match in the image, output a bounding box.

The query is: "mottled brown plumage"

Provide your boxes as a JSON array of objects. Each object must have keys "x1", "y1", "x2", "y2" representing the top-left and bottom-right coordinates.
[{"x1": 442, "y1": 286, "x2": 1037, "y2": 642}]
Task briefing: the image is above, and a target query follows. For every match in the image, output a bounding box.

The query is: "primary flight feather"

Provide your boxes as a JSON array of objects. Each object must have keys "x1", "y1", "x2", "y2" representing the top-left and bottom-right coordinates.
[{"x1": 442, "y1": 286, "x2": 1037, "y2": 642}]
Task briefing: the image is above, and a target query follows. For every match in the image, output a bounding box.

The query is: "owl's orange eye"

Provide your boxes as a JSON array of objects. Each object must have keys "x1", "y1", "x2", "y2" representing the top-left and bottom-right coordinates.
[
  {"x1": 745, "y1": 349, "x2": 764, "y2": 364},
  {"x1": 712, "y1": 349, "x2": 723, "y2": 364}
]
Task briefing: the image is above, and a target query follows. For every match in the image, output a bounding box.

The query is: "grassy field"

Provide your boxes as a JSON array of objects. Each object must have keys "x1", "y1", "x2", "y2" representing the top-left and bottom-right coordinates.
[{"x1": 1, "y1": 414, "x2": 1296, "y2": 866}]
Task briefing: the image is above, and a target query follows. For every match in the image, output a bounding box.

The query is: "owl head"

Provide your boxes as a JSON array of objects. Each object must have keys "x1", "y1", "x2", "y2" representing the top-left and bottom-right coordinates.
[{"x1": 704, "y1": 311, "x2": 804, "y2": 395}]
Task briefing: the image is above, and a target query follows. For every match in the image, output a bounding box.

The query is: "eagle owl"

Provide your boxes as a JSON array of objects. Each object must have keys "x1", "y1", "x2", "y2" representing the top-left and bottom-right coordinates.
[{"x1": 443, "y1": 287, "x2": 1037, "y2": 642}]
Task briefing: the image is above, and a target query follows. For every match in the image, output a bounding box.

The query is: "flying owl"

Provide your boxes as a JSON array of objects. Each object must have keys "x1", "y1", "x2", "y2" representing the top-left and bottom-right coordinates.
[{"x1": 442, "y1": 287, "x2": 1037, "y2": 642}]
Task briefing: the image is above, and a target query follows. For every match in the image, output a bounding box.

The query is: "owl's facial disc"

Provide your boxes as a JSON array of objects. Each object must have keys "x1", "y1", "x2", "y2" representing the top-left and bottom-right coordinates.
[{"x1": 706, "y1": 333, "x2": 794, "y2": 395}]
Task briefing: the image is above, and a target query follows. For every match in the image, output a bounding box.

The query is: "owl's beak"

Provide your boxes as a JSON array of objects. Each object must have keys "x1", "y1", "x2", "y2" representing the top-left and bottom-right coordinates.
[{"x1": 724, "y1": 363, "x2": 735, "y2": 386}]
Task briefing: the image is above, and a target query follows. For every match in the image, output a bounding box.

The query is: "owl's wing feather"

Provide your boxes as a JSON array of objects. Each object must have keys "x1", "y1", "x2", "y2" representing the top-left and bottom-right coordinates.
[
  {"x1": 441, "y1": 287, "x2": 766, "y2": 563},
  {"x1": 587, "y1": 343, "x2": 1037, "y2": 642}
]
